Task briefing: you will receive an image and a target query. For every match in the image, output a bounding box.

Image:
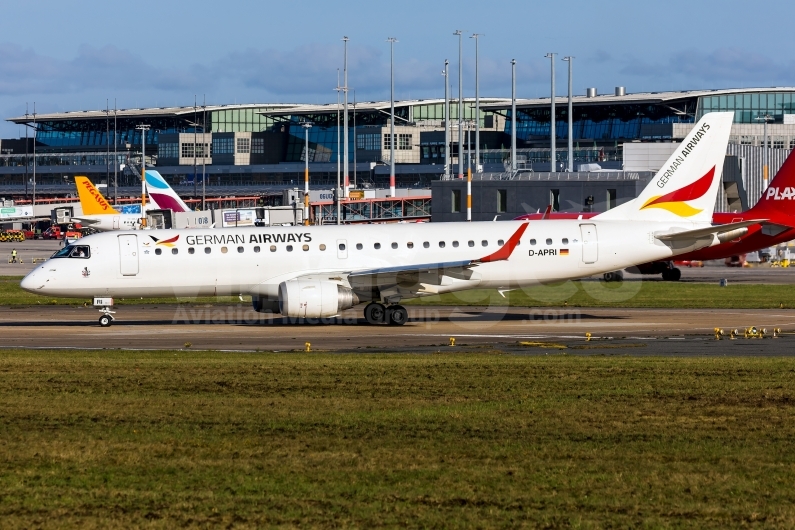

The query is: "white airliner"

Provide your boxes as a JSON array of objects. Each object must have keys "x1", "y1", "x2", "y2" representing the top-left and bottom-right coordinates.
[
  {"x1": 22, "y1": 112, "x2": 758, "y2": 327},
  {"x1": 72, "y1": 171, "x2": 192, "y2": 231}
]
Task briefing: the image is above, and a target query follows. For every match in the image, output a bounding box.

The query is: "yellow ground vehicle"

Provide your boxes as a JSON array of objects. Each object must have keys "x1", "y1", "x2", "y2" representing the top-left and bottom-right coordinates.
[{"x1": 0, "y1": 230, "x2": 25, "y2": 243}]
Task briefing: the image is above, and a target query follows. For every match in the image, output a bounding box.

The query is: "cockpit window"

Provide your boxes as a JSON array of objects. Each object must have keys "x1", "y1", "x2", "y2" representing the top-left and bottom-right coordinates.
[{"x1": 52, "y1": 245, "x2": 90, "y2": 259}]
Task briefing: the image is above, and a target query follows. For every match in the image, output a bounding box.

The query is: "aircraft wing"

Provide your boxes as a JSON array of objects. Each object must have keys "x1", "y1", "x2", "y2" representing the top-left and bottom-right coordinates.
[
  {"x1": 655, "y1": 219, "x2": 766, "y2": 243},
  {"x1": 71, "y1": 216, "x2": 100, "y2": 225},
  {"x1": 345, "y1": 222, "x2": 529, "y2": 293}
]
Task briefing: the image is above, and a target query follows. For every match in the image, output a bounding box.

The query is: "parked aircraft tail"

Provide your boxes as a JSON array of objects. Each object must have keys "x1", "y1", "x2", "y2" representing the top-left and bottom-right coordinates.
[
  {"x1": 596, "y1": 112, "x2": 734, "y2": 223},
  {"x1": 145, "y1": 170, "x2": 192, "y2": 212},
  {"x1": 74, "y1": 176, "x2": 120, "y2": 216},
  {"x1": 747, "y1": 148, "x2": 795, "y2": 223}
]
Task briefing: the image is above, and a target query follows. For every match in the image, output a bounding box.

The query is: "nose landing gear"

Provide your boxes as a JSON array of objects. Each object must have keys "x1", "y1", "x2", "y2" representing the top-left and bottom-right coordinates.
[
  {"x1": 364, "y1": 302, "x2": 408, "y2": 325},
  {"x1": 94, "y1": 297, "x2": 116, "y2": 327}
]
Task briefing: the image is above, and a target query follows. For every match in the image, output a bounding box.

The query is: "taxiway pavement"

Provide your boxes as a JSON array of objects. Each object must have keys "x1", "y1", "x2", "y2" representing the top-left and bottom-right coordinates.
[{"x1": 1, "y1": 304, "x2": 793, "y2": 355}]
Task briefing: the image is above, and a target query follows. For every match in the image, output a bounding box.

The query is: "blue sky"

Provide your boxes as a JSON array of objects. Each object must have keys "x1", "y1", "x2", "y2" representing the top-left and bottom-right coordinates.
[{"x1": 2, "y1": 0, "x2": 794, "y2": 137}]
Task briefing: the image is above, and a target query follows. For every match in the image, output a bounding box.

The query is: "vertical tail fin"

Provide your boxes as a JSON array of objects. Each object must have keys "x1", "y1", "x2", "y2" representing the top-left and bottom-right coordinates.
[
  {"x1": 74, "y1": 177, "x2": 120, "y2": 215},
  {"x1": 747, "y1": 148, "x2": 795, "y2": 222},
  {"x1": 145, "y1": 170, "x2": 192, "y2": 212},
  {"x1": 596, "y1": 112, "x2": 734, "y2": 222}
]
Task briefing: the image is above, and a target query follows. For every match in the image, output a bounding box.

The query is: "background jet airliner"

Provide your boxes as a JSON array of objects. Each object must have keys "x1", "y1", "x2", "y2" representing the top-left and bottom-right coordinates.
[
  {"x1": 72, "y1": 171, "x2": 192, "y2": 231},
  {"x1": 23, "y1": 112, "x2": 757, "y2": 327}
]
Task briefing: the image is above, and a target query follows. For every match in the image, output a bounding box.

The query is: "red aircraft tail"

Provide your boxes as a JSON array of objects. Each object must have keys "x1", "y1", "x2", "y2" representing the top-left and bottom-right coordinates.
[{"x1": 747, "y1": 148, "x2": 795, "y2": 223}]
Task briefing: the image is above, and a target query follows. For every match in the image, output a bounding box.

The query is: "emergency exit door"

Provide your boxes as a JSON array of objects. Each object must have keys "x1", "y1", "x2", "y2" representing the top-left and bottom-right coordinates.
[
  {"x1": 118, "y1": 234, "x2": 139, "y2": 276},
  {"x1": 580, "y1": 224, "x2": 598, "y2": 264}
]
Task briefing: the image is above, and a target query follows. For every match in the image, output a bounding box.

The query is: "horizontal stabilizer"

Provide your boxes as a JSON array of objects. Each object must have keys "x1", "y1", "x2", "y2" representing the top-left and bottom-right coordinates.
[{"x1": 655, "y1": 219, "x2": 766, "y2": 242}]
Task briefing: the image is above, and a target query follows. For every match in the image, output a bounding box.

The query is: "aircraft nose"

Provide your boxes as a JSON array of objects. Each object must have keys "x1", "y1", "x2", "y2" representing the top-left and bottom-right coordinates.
[{"x1": 20, "y1": 270, "x2": 45, "y2": 293}]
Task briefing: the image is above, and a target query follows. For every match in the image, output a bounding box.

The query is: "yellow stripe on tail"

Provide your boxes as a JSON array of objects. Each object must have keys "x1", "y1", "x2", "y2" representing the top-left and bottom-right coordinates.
[{"x1": 74, "y1": 177, "x2": 119, "y2": 215}]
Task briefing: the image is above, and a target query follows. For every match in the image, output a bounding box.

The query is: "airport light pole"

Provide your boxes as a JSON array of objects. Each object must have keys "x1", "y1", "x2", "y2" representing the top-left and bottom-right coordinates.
[
  {"x1": 454, "y1": 30, "x2": 463, "y2": 182},
  {"x1": 545, "y1": 53, "x2": 556, "y2": 172},
  {"x1": 388, "y1": 37, "x2": 397, "y2": 196},
  {"x1": 471, "y1": 33, "x2": 482, "y2": 173},
  {"x1": 335, "y1": 69, "x2": 341, "y2": 225},
  {"x1": 342, "y1": 36, "x2": 350, "y2": 199},
  {"x1": 32, "y1": 102, "x2": 36, "y2": 207},
  {"x1": 563, "y1": 56, "x2": 574, "y2": 172},
  {"x1": 202, "y1": 95, "x2": 206, "y2": 211},
  {"x1": 193, "y1": 95, "x2": 197, "y2": 197},
  {"x1": 511, "y1": 59, "x2": 516, "y2": 173},
  {"x1": 756, "y1": 114, "x2": 774, "y2": 194},
  {"x1": 24, "y1": 104, "x2": 28, "y2": 198},
  {"x1": 302, "y1": 122, "x2": 313, "y2": 225},
  {"x1": 136, "y1": 124, "x2": 150, "y2": 226},
  {"x1": 443, "y1": 59, "x2": 450, "y2": 179},
  {"x1": 113, "y1": 99, "x2": 117, "y2": 204}
]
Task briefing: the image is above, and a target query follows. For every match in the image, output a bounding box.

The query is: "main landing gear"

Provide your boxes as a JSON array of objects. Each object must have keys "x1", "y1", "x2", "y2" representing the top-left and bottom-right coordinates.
[{"x1": 364, "y1": 302, "x2": 408, "y2": 326}]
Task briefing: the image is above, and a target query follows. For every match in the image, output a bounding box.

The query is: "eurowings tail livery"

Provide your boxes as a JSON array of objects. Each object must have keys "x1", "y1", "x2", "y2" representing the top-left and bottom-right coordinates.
[
  {"x1": 23, "y1": 112, "x2": 754, "y2": 327},
  {"x1": 145, "y1": 170, "x2": 192, "y2": 212}
]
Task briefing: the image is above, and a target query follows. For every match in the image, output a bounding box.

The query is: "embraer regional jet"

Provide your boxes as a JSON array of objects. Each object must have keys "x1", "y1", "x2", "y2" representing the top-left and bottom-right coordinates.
[{"x1": 22, "y1": 112, "x2": 760, "y2": 327}]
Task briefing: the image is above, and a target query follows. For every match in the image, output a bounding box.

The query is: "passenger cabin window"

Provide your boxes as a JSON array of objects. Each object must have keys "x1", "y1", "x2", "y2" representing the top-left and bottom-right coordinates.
[
  {"x1": 498, "y1": 240, "x2": 504, "y2": 246},
  {"x1": 468, "y1": 241, "x2": 474, "y2": 247},
  {"x1": 302, "y1": 244, "x2": 309, "y2": 251},
  {"x1": 453, "y1": 241, "x2": 459, "y2": 247},
  {"x1": 407, "y1": 242, "x2": 414, "y2": 249},
  {"x1": 482, "y1": 240, "x2": 488, "y2": 247},
  {"x1": 391, "y1": 242, "x2": 398, "y2": 249},
  {"x1": 439, "y1": 241, "x2": 446, "y2": 248},
  {"x1": 338, "y1": 243, "x2": 346, "y2": 251},
  {"x1": 286, "y1": 245, "x2": 293, "y2": 252},
  {"x1": 204, "y1": 247, "x2": 211, "y2": 254},
  {"x1": 530, "y1": 239, "x2": 536, "y2": 245},
  {"x1": 270, "y1": 245, "x2": 277, "y2": 252},
  {"x1": 546, "y1": 238, "x2": 552, "y2": 245},
  {"x1": 423, "y1": 242, "x2": 430, "y2": 248},
  {"x1": 562, "y1": 238, "x2": 569, "y2": 245},
  {"x1": 172, "y1": 248, "x2": 178, "y2": 255},
  {"x1": 155, "y1": 248, "x2": 162, "y2": 255},
  {"x1": 221, "y1": 247, "x2": 228, "y2": 254},
  {"x1": 320, "y1": 244, "x2": 326, "y2": 251},
  {"x1": 356, "y1": 243, "x2": 363, "y2": 250},
  {"x1": 52, "y1": 245, "x2": 91, "y2": 259},
  {"x1": 188, "y1": 247, "x2": 195, "y2": 254},
  {"x1": 254, "y1": 246, "x2": 261, "y2": 253},
  {"x1": 374, "y1": 243, "x2": 381, "y2": 249},
  {"x1": 237, "y1": 246, "x2": 244, "y2": 253}
]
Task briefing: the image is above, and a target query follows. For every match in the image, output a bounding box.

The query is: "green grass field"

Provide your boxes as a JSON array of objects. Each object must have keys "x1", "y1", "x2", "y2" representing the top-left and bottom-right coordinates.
[
  {"x1": 1, "y1": 350, "x2": 794, "y2": 527},
  {"x1": 4, "y1": 275, "x2": 794, "y2": 309}
]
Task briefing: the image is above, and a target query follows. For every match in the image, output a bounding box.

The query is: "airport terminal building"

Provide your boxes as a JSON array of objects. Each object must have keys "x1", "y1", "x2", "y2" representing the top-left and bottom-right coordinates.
[{"x1": 1, "y1": 87, "x2": 794, "y2": 215}]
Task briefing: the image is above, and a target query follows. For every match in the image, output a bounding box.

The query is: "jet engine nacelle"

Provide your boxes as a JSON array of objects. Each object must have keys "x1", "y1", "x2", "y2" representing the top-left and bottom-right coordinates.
[{"x1": 278, "y1": 279, "x2": 360, "y2": 318}]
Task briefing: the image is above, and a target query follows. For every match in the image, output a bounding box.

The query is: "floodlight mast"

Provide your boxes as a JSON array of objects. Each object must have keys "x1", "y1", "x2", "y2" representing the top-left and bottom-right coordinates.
[
  {"x1": 136, "y1": 124, "x2": 150, "y2": 227},
  {"x1": 342, "y1": 36, "x2": 349, "y2": 200},
  {"x1": 471, "y1": 33, "x2": 482, "y2": 174},
  {"x1": 563, "y1": 56, "x2": 574, "y2": 172},
  {"x1": 545, "y1": 53, "x2": 556, "y2": 172},
  {"x1": 302, "y1": 121, "x2": 313, "y2": 225},
  {"x1": 388, "y1": 37, "x2": 397, "y2": 197},
  {"x1": 443, "y1": 60, "x2": 450, "y2": 179},
  {"x1": 511, "y1": 59, "x2": 516, "y2": 173}
]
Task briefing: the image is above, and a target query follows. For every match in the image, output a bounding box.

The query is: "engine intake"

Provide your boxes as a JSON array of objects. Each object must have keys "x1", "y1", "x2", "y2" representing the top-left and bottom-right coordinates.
[{"x1": 278, "y1": 280, "x2": 360, "y2": 318}]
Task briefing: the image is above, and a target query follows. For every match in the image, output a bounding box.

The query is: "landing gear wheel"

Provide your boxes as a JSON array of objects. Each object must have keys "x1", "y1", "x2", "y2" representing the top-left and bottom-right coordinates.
[
  {"x1": 603, "y1": 271, "x2": 624, "y2": 282},
  {"x1": 386, "y1": 305, "x2": 408, "y2": 326},
  {"x1": 364, "y1": 302, "x2": 386, "y2": 325},
  {"x1": 99, "y1": 315, "x2": 112, "y2": 327},
  {"x1": 669, "y1": 267, "x2": 682, "y2": 281}
]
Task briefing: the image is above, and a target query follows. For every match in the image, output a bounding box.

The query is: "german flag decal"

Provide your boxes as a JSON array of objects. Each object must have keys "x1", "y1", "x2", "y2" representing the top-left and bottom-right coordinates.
[{"x1": 560, "y1": 249, "x2": 569, "y2": 256}]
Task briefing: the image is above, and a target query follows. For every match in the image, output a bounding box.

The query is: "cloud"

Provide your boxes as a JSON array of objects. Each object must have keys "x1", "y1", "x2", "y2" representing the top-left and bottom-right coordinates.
[
  {"x1": 620, "y1": 47, "x2": 795, "y2": 86},
  {"x1": 0, "y1": 43, "x2": 204, "y2": 96}
]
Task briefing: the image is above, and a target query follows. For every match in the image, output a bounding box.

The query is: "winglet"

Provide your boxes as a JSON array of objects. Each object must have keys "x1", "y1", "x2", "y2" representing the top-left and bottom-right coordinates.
[
  {"x1": 476, "y1": 223, "x2": 529, "y2": 263},
  {"x1": 75, "y1": 177, "x2": 119, "y2": 215}
]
